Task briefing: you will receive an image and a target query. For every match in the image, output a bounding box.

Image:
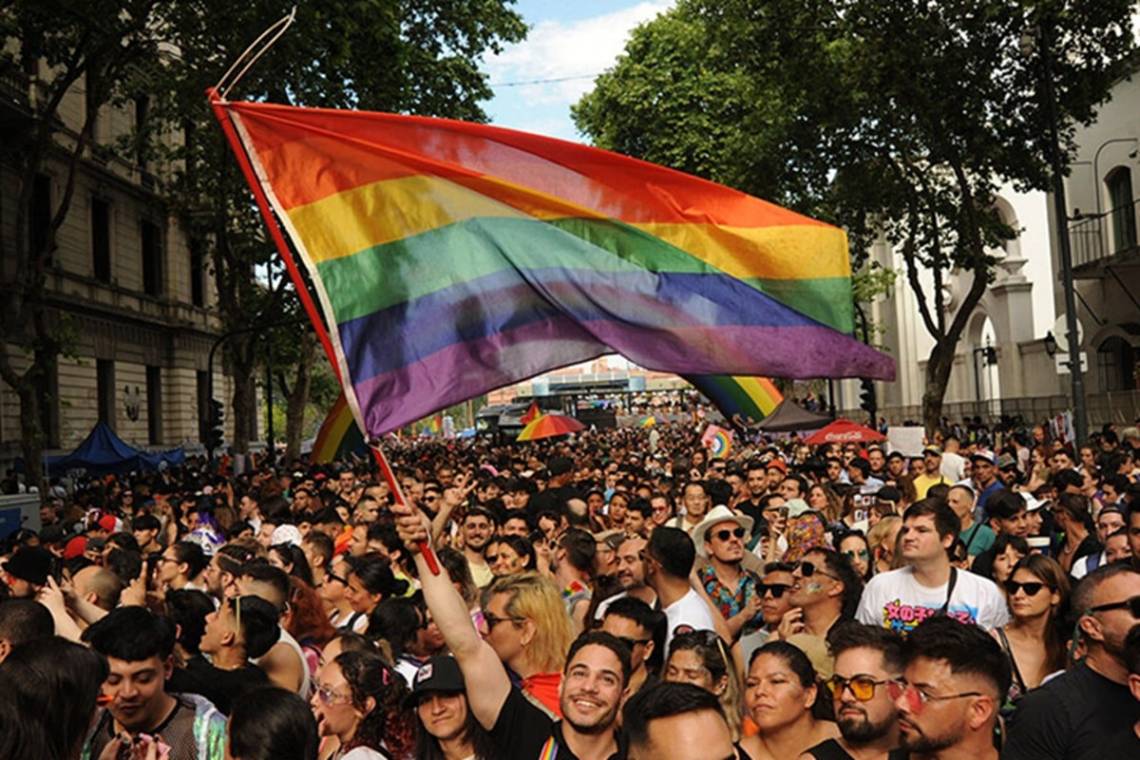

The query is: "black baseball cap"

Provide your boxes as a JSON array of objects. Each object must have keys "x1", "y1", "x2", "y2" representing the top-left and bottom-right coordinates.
[
  {"x1": 405, "y1": 655, "x2": 466, "y2": 705},
  {"x1": 2, "y1": 546, "x2": 53, "y2": 586}
]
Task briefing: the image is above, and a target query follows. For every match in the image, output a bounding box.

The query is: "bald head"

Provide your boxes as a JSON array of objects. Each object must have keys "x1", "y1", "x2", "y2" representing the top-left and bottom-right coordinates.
[{"x1": 73, "y1": 566, "x2": 124, "y2": 611}]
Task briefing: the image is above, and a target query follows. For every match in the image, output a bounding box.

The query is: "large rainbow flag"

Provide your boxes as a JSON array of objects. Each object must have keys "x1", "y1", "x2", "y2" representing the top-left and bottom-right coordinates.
[
  {"x1": 218, "y1": 101, "x2": 893, "y2": 436},
  {"x1": 687, "y1": 375, "x2": 784, "y2": 423}
]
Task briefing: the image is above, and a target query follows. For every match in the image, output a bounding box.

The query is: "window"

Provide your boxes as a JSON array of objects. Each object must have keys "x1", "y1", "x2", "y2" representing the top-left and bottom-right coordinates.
[
  {"x1": 30, "y1": 174, "x2": 52, "y2": 265},
  {"x1": 146, "y1": 366, "x2": 162, "y2": 444},
  {"x1": 1106, "y1": 167, "x2": 1136, "y2": 253},
  {"x1": 197, "y1": 370, "x2": 210, "y2": 442},
  {"x1": 190, "y1": 238, "x2": 205, "y2": 307},
  {"x1": 40, "y1": 356, "x2": 59, "y2": 448},
  {"x1": 92, "y1": 198, "x2": 111, "y2": 282},
  {"x1": 1096, "y1": 337, "x2": 1137, "y2": 392},
  {"x1": 141, "y1": 219, "x2": 162, "y2": 296},
  {"x1": 96, "y1": 359, "x2": 115, "y2": 429},
  {"x1": 134, "y1": 94, "x2": 149, "y2": 169}
]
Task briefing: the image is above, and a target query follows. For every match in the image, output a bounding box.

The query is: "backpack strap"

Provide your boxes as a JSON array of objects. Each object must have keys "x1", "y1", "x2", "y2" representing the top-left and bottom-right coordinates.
[{"x1": 936, "y1": 568, "x2": 958, "y2": 616}]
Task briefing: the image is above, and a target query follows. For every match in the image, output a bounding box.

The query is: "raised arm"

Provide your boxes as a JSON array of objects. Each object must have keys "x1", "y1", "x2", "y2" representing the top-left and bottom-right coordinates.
[{"x1": 394, "y1": 502, "x2": 511, "y2": 731}]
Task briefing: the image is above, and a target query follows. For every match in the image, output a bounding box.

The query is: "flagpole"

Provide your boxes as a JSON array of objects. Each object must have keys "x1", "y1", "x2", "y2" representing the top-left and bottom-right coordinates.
[{"x1": 206, "y1": 36, "x2": 440, "y2": 574}]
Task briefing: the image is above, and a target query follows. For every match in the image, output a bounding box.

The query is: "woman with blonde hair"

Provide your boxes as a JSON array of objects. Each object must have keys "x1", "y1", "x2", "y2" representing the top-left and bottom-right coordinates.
[
  {"x1": 478, "y1": 571, "x2": 574, "y2": 716},
  {"x1": 663, "y1": 630, "x2": 744, "y2": 741},
  {"x1": 866, "y1": 515, "x2": 903, "y2": 574},
  {"x1": 807, "y1": 484, "x2": 843, "y2": 525}
]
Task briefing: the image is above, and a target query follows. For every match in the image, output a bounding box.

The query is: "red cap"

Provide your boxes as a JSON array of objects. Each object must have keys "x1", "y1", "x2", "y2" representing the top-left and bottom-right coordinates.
[
  {"x1": 64, "y1": 536, "x2": 88, "y2": 560},
  {"x1": 766, "y1": 458, "x2": 788, "y2": 474},
  {"x1": 98, "y1": 515, "x2": 117, "y2": 533}
]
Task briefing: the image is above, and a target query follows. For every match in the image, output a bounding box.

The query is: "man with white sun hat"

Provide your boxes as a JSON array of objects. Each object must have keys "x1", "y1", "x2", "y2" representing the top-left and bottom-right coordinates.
[{"x1": 692, "y1": 505, "x2": 763, "y2": 639}]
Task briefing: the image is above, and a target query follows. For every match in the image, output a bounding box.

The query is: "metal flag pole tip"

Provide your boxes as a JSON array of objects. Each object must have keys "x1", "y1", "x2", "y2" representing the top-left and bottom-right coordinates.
[{"x1": 214, "y1": 6, "x2": 297, "y2": 99}]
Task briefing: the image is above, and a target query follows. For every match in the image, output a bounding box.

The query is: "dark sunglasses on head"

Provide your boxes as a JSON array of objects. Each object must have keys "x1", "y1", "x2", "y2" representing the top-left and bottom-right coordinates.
[
  {"x1": 757, "y1": 582, "x2": 791, "y2": 598},
  {"x1": 711, "y1": 527, "x2": 746, "y2": 542},
  {"x1": 1088, "y1": 594, "x2": 1140, "y2": 618},
  {"x1": 1004, "y1": 580, "x2": 1051, "y2": 597}
]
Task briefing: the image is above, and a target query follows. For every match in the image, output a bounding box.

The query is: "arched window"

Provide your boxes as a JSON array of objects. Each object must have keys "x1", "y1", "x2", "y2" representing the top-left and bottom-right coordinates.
[
  {"x1": 1096, "y1": 336, "x2": 1137, "y2": 392},
  {"x1": 1105, "y1": 166, "x2": 1136, "y2": 253}
]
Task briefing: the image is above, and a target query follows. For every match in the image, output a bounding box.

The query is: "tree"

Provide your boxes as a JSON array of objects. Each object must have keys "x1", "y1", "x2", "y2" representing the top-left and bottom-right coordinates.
[
  {"x1": 140, "y1": 0, "x2": 526, "y2": 454},
  {"x1": 0, "y1": 1, "x2": 165, "y2": 489},
  {"x1": 576, "y1": 0, "x2": 1135, "y2": 433}
]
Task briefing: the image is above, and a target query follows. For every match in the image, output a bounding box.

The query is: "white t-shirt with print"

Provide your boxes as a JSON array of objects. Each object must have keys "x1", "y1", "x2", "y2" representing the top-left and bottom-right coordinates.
[{"x1": 856, "y1": 565, "x2": 1009, "y2": 634}]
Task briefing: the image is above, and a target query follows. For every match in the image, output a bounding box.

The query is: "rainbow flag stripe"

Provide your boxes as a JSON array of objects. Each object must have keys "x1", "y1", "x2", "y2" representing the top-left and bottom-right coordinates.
[
  {"x1": 311, "y1": 393, "x2": 367, "y2": 463},
  {"x1": 687, "y1": 374, "x2": 784, "y2": 423},
  {"x1": 224, "y1": 102, "x2": 894, "y2": 435}
]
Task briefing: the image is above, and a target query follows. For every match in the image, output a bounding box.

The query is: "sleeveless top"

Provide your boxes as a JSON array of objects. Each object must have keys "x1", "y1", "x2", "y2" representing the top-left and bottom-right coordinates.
[{"x1": 252, "y1": 627, "x2": 313, "y2": 697}]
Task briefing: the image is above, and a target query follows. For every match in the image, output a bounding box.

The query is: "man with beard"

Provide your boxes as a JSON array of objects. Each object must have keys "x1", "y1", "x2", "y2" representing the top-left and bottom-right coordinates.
[
  {"x1": 594, "y1": 536, "x2": 656, "y2": 621},
  {"x1": 1005, "y1": 564, "x2": 1140, "y2": 760},
  {"x1": 890, "y1": 616, "x2": 1008, "y2": 760},
  {"x1": 804, "y1": 622, "x2": 906, "y2": 760},
  {"x1": 692, "y1": 505, "x2": 762, "y2": 639},
  {"x1": 461, "y1": 508, "x2": 496, "y2": 588}
]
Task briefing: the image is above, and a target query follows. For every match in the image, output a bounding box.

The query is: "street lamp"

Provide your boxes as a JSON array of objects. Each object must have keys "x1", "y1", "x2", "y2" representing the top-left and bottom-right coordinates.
[
  {"x1": 1043, "y1": 331, "x2": 1058, "y2": 357},
  {"x1": 1027, "y1": 19, "x2": 1089, "y2": 445}
]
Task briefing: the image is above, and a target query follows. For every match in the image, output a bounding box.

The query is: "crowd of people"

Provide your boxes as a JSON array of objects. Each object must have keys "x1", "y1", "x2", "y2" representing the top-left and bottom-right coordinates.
[{"x1": 1, "y1": 416, "x2": 1139, "y2": 760}]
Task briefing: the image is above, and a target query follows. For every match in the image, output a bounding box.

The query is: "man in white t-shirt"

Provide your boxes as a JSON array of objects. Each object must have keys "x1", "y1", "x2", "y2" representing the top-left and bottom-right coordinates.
[
  {"x1": 645, "y1": 526, "x2": 716, "y2": 654},
  {"x1": 857, "y1": 499, "x2": 1008, "y2": 635}
]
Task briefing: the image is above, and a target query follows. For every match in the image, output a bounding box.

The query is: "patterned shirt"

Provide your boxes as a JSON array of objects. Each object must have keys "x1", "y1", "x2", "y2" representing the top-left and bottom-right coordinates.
[{"x1": 697, "y1": 563, "x2": 764, "y2": 635}]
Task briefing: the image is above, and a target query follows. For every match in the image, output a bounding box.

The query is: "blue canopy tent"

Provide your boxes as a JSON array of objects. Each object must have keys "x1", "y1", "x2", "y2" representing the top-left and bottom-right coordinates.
[{"x1": 46, "y1": 422, "x2": 185, "y2": 476}]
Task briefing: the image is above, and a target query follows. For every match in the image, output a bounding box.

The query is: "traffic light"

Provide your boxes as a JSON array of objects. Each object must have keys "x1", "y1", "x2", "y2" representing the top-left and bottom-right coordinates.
[
  {"x1": 205, "y1": 398, "x2": 224, "y2": 452},
  {"x1": 859, "y1": 378, "x2": 877, "y2": 420}
]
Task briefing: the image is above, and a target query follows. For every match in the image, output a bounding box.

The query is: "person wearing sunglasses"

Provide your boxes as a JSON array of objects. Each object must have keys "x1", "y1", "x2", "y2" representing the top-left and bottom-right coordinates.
[
  {"x1": 781, "y1": 548, "x2": 863, "y2": 643},
  {"x1": 310, "y1": 649, "x2": 415, "y2": 759},
  {"x1": 991, "y1": 555, "x2": 1069, "y2": 712},
  {"x1": 601, "y1": 596, "x2": 664, "y2": 695},
  {"x1": 693, "y1": 506, "x2": 761, "y2": 640},
  {"x1": 805, "y1": 622, "x2": 907, "y2": 760},
  {"x1": 837, "y1": 532, "x2": 873, "y2": 581},
  {"x1": 891, "y1": 616, "x2": 1008, "y2": 760},
  {"x1": 1004, "y1": 564, "x2": 1140, "y2": 760}
]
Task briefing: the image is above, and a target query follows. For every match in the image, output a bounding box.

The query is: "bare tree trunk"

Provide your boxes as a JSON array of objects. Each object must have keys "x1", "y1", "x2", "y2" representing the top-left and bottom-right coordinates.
[
  {"x1": 228, "y1": 337, "x2": 258, "y2": 454},
  {"x1": 283, "y1": 335, "x2": 316, "y2": 462},
  {"x1": 16, "y1": 381, "x2": 43, "y2": 492}
]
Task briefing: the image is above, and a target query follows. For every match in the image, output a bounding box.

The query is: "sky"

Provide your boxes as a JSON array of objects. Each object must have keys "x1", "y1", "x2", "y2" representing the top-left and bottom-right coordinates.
[{"x1": 482, "y1": 1, "x2": 673, "y2": 142}]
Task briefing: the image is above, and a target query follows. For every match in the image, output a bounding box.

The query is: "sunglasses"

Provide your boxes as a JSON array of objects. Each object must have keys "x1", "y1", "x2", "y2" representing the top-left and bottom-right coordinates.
[
  {"x1": 1003, "y1": 580, "x2": 1051, "y2": 597},
  {"x1": 825, "y1": 674, "x2": 892, "y2": 702},
  {"x1": 482, "y1": 612, "x2": 525, "y2": 630},
  {"x1": 1088, "y1": 594, "x2": 1140, "y2": 618},
  {"x1": 887, "y1": 680, "x2": 982, "y2": 714},
  {"x1": 795, "y1": 561, "x2": 838, "y2": 580},
  {"x1": 843, "y1": 548, "x2": 870, "y2": 561},
  {"x1": 615, "y1": 635, "x2": 652, "y2": 650},
  {"x1": 757, "y1": 582, "x2": 791, "y2": 599},
  {"x1": 711, "y1": 527, "x2": 746, "y2": 542}
]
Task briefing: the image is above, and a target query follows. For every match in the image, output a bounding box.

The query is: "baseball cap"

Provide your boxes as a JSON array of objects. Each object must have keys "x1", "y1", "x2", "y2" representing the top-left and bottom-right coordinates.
[
  {"x1": 970, "y1": 450, "x2": 996, "y2": 465},
  {"x1": 997, "y1": 453, "x2": 1018, "y2": 471},
  {"x1": 64, "y1": 536, "x2": 88, "y2": 560},
  {"x1": 405, "y1": 656, "x2": 466, "y2": 706},
  {"x1": 3, "y1": 546, "x2": 53, "y2": 586},
  {"x1": 98, "y1": 515, "x2": 118, "y2": 533},
  {"x1": 923, "y1": 446, "x2": 942, "y2": 456},
  {"x1": 766, "y1": 459, "x2": 788, "y2": 474}
]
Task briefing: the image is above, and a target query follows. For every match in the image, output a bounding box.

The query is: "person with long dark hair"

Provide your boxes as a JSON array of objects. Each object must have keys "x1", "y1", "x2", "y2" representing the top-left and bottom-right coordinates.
[
  {"x1": 342, "y1": 554, "x2": 410, "y2": 634},
  {"x1": 0, "y1": 636, "x2": 108, "y2": 760},
  {"x1": 227, "y1": 686, "x2": 319, "y2": 760},
  {"x1": 310, "y1": 649, "x2": 415, "y2": 759},
  {"x1": 992, "y1": 555, "x2": 1070, "y2": 707},
  {"x1": 409, "y1": 656, "x2": 498, "y2": 760}
]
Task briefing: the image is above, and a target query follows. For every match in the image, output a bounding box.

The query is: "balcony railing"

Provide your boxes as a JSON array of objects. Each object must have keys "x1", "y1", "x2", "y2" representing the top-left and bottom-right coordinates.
[{"x1": 1070, "y1": 196, "x2": 1140, "y2": 269}]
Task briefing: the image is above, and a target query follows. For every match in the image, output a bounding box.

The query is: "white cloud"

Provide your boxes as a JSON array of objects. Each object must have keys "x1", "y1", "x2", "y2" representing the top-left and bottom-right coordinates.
[{"x1": 486, "y1": 2, "x2": 673, "y2": 106}]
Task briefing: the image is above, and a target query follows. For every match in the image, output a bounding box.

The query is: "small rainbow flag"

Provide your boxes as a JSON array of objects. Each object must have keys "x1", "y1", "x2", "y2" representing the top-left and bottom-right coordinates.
[
  {"x1": 219, "y1": 102, "x2": 894, "y2": 436},
  {"x1": 701, "y1": 424, "x2": 734, "y2": 459},
  {"x1": 640, "y1": 415, "x2": 657, "y2": 428}
]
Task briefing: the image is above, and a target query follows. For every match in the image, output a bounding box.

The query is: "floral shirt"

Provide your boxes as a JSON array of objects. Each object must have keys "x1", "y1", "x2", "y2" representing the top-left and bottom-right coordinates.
[{"x1": 697, "y1": 564, "x2": 764, "y2": 635}]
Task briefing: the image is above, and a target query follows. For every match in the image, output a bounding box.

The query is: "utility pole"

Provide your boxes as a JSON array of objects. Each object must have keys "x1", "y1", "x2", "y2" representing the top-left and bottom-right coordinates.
[{"x1": 1037, "y1": 20, "x2": 1089, "y2": 444}]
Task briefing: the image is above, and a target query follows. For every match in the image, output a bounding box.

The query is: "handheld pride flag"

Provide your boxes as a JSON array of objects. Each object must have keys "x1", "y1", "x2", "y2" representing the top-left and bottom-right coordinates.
[
  {"x1": 701, "y1": 424, "x2": 734, "y2": 459},
  {"x1": 212, "y1": 100, "x2": 893, "y2": 439}
]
